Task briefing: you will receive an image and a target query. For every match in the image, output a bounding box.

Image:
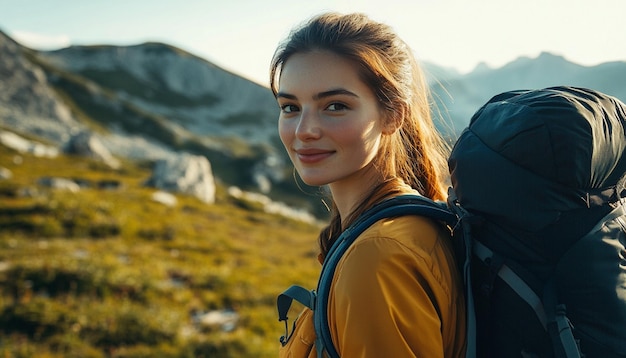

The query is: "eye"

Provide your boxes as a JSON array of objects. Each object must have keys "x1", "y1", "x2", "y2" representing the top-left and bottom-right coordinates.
[
  {"x1": 280, "y1": 104, "x2": 299, "y2": 114},
  {"x1": 326, "y1": 102, "x2": 348, "y2": 111}
]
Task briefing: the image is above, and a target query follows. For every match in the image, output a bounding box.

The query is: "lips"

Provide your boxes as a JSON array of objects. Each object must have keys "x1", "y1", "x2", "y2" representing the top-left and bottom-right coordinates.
[{"x1": 295, "y1": 148, "x2": 334, "y2": 164}]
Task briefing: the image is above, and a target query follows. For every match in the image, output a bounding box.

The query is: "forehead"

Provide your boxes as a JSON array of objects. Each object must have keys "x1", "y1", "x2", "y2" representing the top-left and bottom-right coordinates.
[{"x1": 278, "y1": 50, "x2": 370, "y2": 95}]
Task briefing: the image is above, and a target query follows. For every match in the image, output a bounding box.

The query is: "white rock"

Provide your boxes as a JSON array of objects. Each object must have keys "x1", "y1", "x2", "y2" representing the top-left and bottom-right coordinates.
[
  {"x1": 0, "y1": 167, "x2": 12, "y2": 179},
  {"x1": 151, "y1": 191, "x2": 178, "y2": 207},
  {"x1": 0, "y1": 130, "x2": 59, "y2": 158},
  {"x1": 38, "y1": 177, "x2": 80, "y2": 192},
  {"x1": 145, "y1": 153, "x2": 215, "y2": 204},
  {"x1": 64, "y1": 131, "x2": 120, "y2": 169}
]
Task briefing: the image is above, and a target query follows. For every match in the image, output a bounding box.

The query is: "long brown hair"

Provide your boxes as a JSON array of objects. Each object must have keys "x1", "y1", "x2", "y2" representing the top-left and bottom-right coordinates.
[{"x1": 270, "y1": 12, "x2": 450, "y2": 258}]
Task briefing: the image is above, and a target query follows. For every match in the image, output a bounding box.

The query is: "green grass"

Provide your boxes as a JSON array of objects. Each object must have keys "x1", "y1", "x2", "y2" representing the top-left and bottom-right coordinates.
[{"x1": 0, "y1": 144, "x2": 321, "y2": 357}]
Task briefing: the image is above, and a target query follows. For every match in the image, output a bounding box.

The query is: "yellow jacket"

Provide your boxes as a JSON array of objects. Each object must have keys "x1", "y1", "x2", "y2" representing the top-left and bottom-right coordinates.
[{"x1": 279, "y1": 214, "x2": 467, "y2": 358}]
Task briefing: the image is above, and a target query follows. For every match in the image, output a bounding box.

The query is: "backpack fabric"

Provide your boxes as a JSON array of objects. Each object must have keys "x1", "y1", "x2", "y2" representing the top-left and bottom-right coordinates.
[
  {"x1": 448, "y1": 86, "x2": 626, "y2": 358},
  {"x1": 277, "y1": 86, "x2": 626, "y2": 358}
]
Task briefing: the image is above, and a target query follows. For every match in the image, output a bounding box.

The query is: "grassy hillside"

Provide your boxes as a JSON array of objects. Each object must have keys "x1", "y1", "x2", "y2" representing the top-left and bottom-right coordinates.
[{"x1": 0, "y1": 141, "x2": 321, "y2": 357}]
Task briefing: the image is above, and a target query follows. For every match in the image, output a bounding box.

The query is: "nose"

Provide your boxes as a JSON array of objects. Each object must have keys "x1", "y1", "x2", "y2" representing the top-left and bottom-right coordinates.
[{"x1": 295, "y1": 109, "x2": 322, "y2": 141}]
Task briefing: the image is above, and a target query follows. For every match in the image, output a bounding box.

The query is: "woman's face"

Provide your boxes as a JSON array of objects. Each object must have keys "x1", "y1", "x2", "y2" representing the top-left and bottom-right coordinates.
[{"x1": 276, "y1": 50, "x2": 387, "y2": 189}]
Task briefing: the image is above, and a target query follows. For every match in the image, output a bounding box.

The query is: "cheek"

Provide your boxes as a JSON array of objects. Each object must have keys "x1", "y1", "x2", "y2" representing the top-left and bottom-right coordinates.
[
  {"x1": 278, "y1": 119, "x2": 294, "y2": 149},
  {"x1": 336, "y1": 121, "x2": 381, "y2": 155}
]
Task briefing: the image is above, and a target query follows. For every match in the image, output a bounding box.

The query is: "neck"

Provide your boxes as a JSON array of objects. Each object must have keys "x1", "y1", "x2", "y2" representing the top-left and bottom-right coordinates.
[
  {"x1": 330, "y1": 174, "x2": 414, "y2": 229},
  {"x1": 329, "y1": 168, "x2": 381, "y2": 228}
]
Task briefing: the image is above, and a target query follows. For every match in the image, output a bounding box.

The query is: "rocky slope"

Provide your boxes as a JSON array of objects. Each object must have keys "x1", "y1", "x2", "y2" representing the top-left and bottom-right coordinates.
[
  {"x1": 38, "y1": 42, "x2": 279, "y2": 145},
  {"x1": 0, "y1": 30, "x2": 286, "y2": 197},
  {"x1": 1, "y1": 29, "x2": 625, "y2": 212}
]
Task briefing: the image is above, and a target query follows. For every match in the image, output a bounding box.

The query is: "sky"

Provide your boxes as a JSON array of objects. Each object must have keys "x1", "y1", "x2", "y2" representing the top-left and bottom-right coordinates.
[{"x1": 1, "y1": 0, "x2": 625, "y2": 86}]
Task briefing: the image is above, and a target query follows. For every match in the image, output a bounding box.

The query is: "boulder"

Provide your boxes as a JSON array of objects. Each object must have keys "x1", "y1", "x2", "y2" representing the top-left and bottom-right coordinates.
[
  {"x1": 151, "y1": 191, "x2": 178, "y2": 207},
  {"x1": 0, "y1": 167, "x2": 11, "y2": 180},
  {"x1": 144, "y1": 154, "x2": 215, "y2": 204},
  {"x1": 192, "y1": 309, "x2": 239, "y2": 332},
  {"x1": 64, "y1": 131, "x2": 120, "y2": 169},
  {"x1": 37, "y1": 177, "x2": 80, "y2": 192},
  {"x1": 227, "y1": 186, "x2": 318, "y2": 224},
  {"x1": 0, "y1": 130, "x2": 59, "y2": 158}
]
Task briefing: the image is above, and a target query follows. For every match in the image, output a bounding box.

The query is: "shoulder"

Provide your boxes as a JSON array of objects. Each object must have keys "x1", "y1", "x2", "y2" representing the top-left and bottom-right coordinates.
[
  {"x1": 353, "y1": 214, "x2": 447, "y2": 258},
  {"x1": 339, "y1": 215, "x2": 454, "y2": 283}
]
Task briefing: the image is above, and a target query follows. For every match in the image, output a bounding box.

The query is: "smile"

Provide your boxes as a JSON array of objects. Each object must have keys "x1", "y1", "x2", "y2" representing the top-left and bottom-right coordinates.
[{"x1": 295, "y1": 149, "x2": 334, "y2": 164}]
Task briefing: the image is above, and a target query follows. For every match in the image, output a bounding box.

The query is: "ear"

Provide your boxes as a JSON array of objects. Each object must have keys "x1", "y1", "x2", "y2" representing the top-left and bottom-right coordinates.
[{"x1": 382, "y1": 108, "x2": 404, "y2": 135}]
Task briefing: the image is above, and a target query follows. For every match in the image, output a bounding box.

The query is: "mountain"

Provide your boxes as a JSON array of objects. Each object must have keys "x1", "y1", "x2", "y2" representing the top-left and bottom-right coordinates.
[
  {"x1": 1, "y1": 29, "x2": 626, "y2": 216},
  {"x1": 428, "y1": 52, "x2": 626, "y2": 137},
  {"x1": 0, "y1": 30, "x2": 79, "y2": 143},
  {"x1": 0, "y1": 30, "x2": 292, "y2": 202},
  {"x1": 39, "y1": 42, "x2": 279, "y2": 145}
]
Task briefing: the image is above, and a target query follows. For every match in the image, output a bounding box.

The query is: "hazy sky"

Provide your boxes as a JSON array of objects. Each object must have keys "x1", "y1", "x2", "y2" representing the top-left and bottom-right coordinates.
[{"x1": 2, "y1": 0, "x2": 625, "y2": 85}]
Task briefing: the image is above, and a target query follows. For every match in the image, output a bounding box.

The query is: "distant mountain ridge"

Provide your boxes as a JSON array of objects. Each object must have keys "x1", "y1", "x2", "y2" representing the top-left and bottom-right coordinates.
[
  {"x1": 40, "y1": 42, "x2": 279, "y2": 143},
  {"x1": 426, "y1": 52, "x2": 626, "y2": 136},
  {"x1": 0, "y1": 30, "x2": 287, "y2": 198},
  {"x1": 1, "y1": 29, "x2": 625, "y2": 211}
]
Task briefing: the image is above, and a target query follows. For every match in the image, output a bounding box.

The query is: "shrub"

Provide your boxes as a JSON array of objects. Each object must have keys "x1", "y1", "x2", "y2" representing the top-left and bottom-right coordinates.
[
  {"x1": 0, "y1": 298, "x2": 74, "y2": 339},
  {"x1": 47, "y1": 334, "x2": 104, "y2": 358},
  {"x1": 80, "y1": 301, "x2": 179, "y2": 349}
]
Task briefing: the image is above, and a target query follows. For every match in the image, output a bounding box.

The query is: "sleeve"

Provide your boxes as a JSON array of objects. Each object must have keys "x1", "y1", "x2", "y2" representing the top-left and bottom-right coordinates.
[{"x1": 328, "y1": 235, "x2": 447, "y2": 358}]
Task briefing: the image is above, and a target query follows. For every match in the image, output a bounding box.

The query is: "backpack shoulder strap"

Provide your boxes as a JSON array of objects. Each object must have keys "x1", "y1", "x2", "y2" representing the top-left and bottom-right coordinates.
[
  {"x1": 447, "y1": 188, "x2": 477, "y2": 358},
  {"x1": 277, "y1": 285, "x2": 316, "y2": 346},
  {"x1": 314, "y1": 194, "x2": 458, "y2": 358}
]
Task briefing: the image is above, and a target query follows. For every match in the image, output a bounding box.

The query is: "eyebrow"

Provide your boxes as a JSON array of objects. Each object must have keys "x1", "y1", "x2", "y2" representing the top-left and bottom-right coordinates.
[{"x1": 276, "y1": 88, "x2": 359, "y2": 101}]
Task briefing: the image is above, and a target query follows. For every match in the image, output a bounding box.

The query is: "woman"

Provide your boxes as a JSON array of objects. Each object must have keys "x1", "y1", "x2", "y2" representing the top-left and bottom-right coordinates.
[{"x1": 270, "y1": 12, "x2": 466, "y2": 358}]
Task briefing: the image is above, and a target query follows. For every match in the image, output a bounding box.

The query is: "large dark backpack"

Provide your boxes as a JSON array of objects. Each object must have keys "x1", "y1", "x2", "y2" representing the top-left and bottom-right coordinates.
[
  {"x1": 277, "y1": 86, "x2": 626, "y2": 358},
  {"x1": 449, "y1": 86, "x2": 626, "y2": 358}
]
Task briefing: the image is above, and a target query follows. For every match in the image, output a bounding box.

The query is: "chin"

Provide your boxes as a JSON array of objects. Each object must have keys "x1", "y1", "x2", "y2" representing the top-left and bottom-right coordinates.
[
  {"x1": 297, "y1": 174, "x2": 329, "y2": 187},
  {"x1": 300, "y1": 179, "x2": 327, "y2": 187}
]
